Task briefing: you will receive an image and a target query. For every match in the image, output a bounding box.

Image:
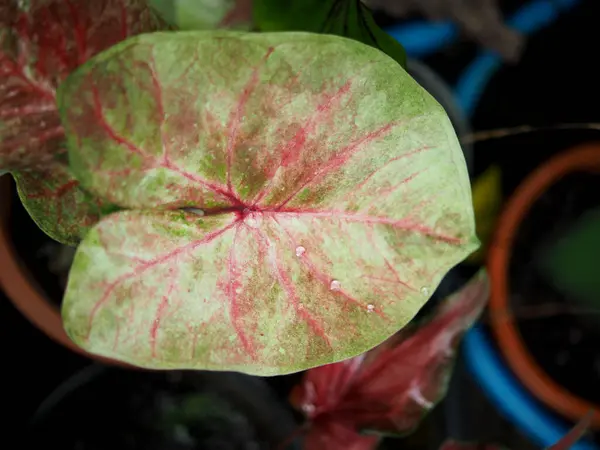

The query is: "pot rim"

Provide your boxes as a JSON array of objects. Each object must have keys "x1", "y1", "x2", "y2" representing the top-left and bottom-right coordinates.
[{"x1": 487, "y1": 142, "x2": 600, "y2": 427}]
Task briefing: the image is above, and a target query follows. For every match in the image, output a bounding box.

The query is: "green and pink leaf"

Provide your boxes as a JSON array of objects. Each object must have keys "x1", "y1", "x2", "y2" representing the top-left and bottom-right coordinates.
[{"x1": 59, "y1": 32, "x2": 477, "y2": 374}]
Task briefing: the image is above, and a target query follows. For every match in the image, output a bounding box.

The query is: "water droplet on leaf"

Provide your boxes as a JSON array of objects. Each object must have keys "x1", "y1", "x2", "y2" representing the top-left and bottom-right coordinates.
[
  {"x1": 330, "y1": 280, "x2": 341, "y2": 291},
  {"x1": 420, "y1": 286, "x2": 430, "y2": 296},
  {"x1": 367, "y1": 304, "x2": 374, "y2": 312},
  {"x1": 295, "y1": 246, "x2": 306, "y2": 257},
  {"x1": 235, "y1": 287, "x2": 242, "y2": 294}
]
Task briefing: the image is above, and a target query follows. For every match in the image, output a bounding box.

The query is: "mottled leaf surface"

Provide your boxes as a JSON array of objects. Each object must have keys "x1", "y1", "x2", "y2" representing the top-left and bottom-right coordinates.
[
  {"x1": 0, "y1": 0, "x2": 163, "y2": 171},
  {"x1": 60, "y1": 32, "x2": 477, "y2": 375},
  {"x1": 290, "y1": 270, "x2": 489, "y2": 445},
  {"x1": 13, "y1": 160, "x2": 105, "y2": 245}
]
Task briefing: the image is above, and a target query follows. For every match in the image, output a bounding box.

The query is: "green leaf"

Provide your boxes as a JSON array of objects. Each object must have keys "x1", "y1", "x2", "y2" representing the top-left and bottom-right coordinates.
[
  {"x1": 253, "y1": 0, "x2": 407, "y2": 69},
  {"x1": 538, "y1": 207, "x2": 600, "y2": 306},
  {"x1": 59, "y1": 31, "x2": 476, "y2": 375},
  {"x1": 148, "y1": 0, "x2": 252, "y2": 30}
]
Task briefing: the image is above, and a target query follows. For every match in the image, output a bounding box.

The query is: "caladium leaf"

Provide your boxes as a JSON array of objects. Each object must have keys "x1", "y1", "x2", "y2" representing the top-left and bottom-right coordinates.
[
  {"x1": 13, "y1": 160, "x2": 108, "y2": 246},
  {"x1": 253, "y1": 0, "x2": 407, "y2": 69},
  {"x1": 0, "y1": 0, "x2": 164, "y2": 171},
  {"x1": 289, "y1": 270, "x2": 489, "y2": 443},
  {"x1": 148, "y1": 0, "x2": 253, "y2": 30},
  {"x1": 59, "y1": 31, "x2": 477, "y2": 375},
  {"x1": 0, "y1": 0, "x2": 164, "y2": 243}
]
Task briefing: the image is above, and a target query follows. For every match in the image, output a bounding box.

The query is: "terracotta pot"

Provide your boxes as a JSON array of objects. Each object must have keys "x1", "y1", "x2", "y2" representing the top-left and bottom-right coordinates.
[
  {"x1": 487, "y1": 142, "x2": 600, "y2": 427},
  {"x1": 0, "y1": 175, "x2": 120, "y2": 365}
]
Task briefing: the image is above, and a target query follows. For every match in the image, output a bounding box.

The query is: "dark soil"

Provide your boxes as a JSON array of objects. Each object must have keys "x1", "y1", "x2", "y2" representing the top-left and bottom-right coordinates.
[
  {"x1": 510, "y1": 171, "x2": 600, "y2": 405},
  {"x1": 28, "y1": 367, "x2": 300, "y2": 450}
]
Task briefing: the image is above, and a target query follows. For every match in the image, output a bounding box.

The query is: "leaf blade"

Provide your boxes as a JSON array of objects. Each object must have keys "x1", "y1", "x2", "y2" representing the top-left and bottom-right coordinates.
[{"x1": 60, "y1": 32, "x2": 477, "y2": 374}]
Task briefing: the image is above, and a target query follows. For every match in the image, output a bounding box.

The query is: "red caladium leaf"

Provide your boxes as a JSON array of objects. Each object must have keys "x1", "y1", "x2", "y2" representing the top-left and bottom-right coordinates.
[
  {"x1": 59, "y1": 31, "x2": 478, "y2": 374},
  {"x1": 0, "y1": 0, "x2": 164, "y2": 243},
  {"x1": 290, "y1": 270, "x2": 489, "y2": 445},
  {"x1": 0, "y1": 0, "x2": 164, "y2": 170}
]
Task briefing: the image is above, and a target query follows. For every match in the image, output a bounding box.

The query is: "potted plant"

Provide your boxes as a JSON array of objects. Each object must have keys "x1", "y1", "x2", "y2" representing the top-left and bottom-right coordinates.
[
  {"x1": 488, "y1": 142, "x2": 600, "y2": 427},
  {"x1": 288, "y1": 270, "x2": 596, "y2": 449}
]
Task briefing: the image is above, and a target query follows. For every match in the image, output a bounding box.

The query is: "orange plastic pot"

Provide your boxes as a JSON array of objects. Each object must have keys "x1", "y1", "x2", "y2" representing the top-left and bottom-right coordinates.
[
  {"x1": 488, "y1": 142, "x2": 600, "y2": 427},
  {"x1": 0, "y1": 176, "x2": 123, "y2": 366}
]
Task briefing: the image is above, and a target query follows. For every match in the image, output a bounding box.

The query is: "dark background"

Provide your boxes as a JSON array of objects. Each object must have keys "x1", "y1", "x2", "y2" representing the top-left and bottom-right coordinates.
[{"x1": 2, "y1": 0, "x2": 600, "y2": 445}]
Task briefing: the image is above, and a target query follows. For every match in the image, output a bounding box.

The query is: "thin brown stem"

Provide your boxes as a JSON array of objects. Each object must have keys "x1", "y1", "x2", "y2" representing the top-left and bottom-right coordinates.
[
  {"x1": 462, "y1": 122, "x2": 600, "y2": 145},
  {"x1": 484, "y1": 303, "x2": 600, "y2": 323}
]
